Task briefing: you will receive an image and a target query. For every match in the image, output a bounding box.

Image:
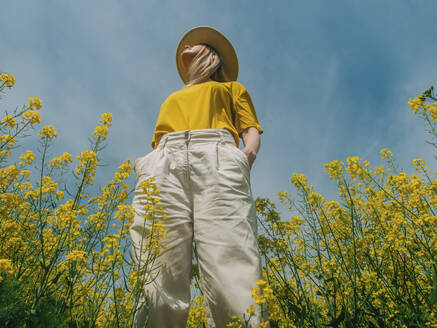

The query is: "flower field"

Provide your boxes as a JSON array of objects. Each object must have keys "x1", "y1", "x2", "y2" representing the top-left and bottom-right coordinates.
[{"x1": 0, "y1": 72, "x2": 435, "y2": 327}]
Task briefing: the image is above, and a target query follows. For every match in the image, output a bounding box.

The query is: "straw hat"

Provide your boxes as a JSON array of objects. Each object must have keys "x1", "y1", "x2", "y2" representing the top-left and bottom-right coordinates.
[{"x1": 176, "y1": 26, "x2": 239, "y2": 84}]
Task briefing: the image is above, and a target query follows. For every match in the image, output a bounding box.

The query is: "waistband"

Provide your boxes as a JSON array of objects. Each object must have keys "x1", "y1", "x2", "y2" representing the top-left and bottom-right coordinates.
[{"x1": 157, "y1": 128, "x2": 236, "y2": 149}]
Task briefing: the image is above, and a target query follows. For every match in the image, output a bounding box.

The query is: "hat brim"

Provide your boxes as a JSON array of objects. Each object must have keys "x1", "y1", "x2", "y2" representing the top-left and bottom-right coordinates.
[{"x1": 176, "y1": 26, "x2": 239, "y2": 84}]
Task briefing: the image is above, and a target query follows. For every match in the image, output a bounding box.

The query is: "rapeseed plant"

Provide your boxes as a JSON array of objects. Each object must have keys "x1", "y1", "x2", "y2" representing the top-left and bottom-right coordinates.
[
  {"x1": 0, "y1": 71, "x2": 166, "y2": 327},
  {"x1": 1, "y1": 70, "x2": 436, "y2": 328}
]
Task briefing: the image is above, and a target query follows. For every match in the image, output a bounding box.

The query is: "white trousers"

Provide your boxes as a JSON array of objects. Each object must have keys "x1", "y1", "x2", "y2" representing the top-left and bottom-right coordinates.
[{"x1": 130, "y1": 128, "x2": 263, "y2": 328}]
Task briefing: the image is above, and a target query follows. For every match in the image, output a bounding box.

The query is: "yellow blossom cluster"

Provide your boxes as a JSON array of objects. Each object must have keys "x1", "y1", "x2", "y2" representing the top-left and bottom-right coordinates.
[
  {"x1": 251, "y1": 89, "x2": 437, "y2": 327},
  {"x1": 29, "y1": 97, "x2": 42, "y2": 110},
  {"x1": 93, "y1": 113, "x2": 113, "y2": 140},
  {"x1": 380, "y1": 148, "x2": 393, "y2": 161},
  {"x1": 256, "y1": 148, "x2": 437, "y2": 327},
  {"x1": 324, "y1": 159, "x2": 344, "y2": 182},
  {"x1": 93, "y1": 125, "x2": 109, "y2": 139},
  {"x1": 1, "y1": 73, "x2": 436, "y2": 327},
  {"x1": 23, "y1": 109, "x2": 42, "y2": 125},
  {"x1": 136, "y1": 177, "x2": 167, "y2": 256},
  {"x1": 49, "y1": 152, "x2": 73, "y2": 168},
  {"x1": 19, "y1": 150, "x2": 36, "y2": 166},
  {"x1": 428, "y1": 101, "x2": 437, "y2": 121},
  {"x1": 75, "y1": 149, "x2": 98, "y2": 182},
  {"x1": 307, "y1": 191, "x2": 324, "y2": 206},
  {"x1": 114, "y1": 157, "x2": 132, "y2": 183},
  {"x1": 1, "y1": 115, "x2": 16, "y2": 129},
  {"x1": 0, "y1": 73, "x2": 15, "y2": 88},
  {"x1": 0, "y1": 134, "x2": 15, "y2": 150},
  {"x1": 98, "y1": 112, "x2": 112, "y2": 125},
  {"x1": 38, "y1": 125, "x2": 57, "y2": 139},
  {"x1": 65, "y1": 250, "x2": 88, "y2": 266},
  {"x1": 408, "y1": 89, "x2": 437, "y2": 122},
  {"x1": 186, "y1": 295, "x2": 207, "y2": 328},
  {"x1": 251, "y1": 280, "x2": 274, "y2": 306},
  {"x1": 226, "y1": 316, "x2": 243, "y2": 328},
  {"x1": 408, "y1": 96, "x2": 426, "y2": 114},
  {"x1": 0, "y1": 258, "x2": 14, "y2": 277},
  {"x1": 290, "y1": 173, "x2": 309, "y2": 190},
  {"x1": 0, "y1": 74, "x2": 160, "y2": 327}
]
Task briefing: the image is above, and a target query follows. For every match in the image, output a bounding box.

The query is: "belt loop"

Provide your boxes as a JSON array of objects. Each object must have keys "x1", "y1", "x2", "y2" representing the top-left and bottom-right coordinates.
[
  {"x1": 216, "y1": 130, "x2": 224, "y2": 171},
  {"x1": 185, "y1": 130, "x2": 191, "y2": 144},
  {"x1": 215, "y1": 131, "x2": 219, "y2": 171}
]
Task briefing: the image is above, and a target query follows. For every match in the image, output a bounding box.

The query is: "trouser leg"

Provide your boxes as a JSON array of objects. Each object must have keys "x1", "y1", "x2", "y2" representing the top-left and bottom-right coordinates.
[
  {"x1": 190, "y1": 140, "x2": 263, "y2": 328},
  {"x1": 130, "y1": 145, "x2": 193, "y2": 328}
]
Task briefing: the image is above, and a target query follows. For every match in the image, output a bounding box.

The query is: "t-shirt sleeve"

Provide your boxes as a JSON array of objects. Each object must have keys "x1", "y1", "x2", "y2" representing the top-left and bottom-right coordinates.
[{"x1": 233, "y1": 83, "x2": 264, "y2": 135}]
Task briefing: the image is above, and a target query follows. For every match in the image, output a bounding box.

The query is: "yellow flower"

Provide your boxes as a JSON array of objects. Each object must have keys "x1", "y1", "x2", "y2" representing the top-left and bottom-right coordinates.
[
  {"x1": 29, "y1": 97, "x2": 42, "y2": 110},
  {"x1": 0, "y1": 73, "x2": 16, "y2": 88},
  {"x1": 380, "y1": 148, "x2": 393, "y2": 161},
  {"x1": 93, "y1": 125, "x2": 109, "y2": 140},
  {"x1": 412, "y1": 158, "x2": 427, "y2": 172},
  {"x1": 75, "y1": 150, "x2": 98, "y2": 183},
  {"x1": 427, "y1": 101, "x2": 437, "y2": 121},
  {"x1": 0, "y1": 134, "x2": 15, "y2": 149},
  {"x1": 307, "y1": 191, "x2": 323, "y2": 206},
  {"x1": 65, "y1": 250, "x2": 87, "y2": 266},
  {"x1": 408, "y1": 96, "x2": 425, "y2": 114},
  {"x1": 49, "y1": 152, "x2": 73, "y2": 167},
  {"x1": 0, "y1": 258, "x2": 14, "y2": 275},
  {"x1": 225, "y1": 316, "x2": 242, "y2": 328},
  {"x1": 277, "y1": 190, "x2": 292, "y2": 205},
  {"x1": 290, "y1": 173, "x2": 308, "y2": 190},
  {"x1": 187, "y1": 295, "x2": 207, "y2": 326},
  {"x1": 246, "y1": 304, "x2": 255, "y2": 315},
  {"x1": 98, "y1": 112, "x2": 113, "y2": 126},
  {"x1": 346, "y1": 156, "x2": 361, "y2": 176},
  {"x1": 260, "y1": 318, "x2": 270, "y2": 328},
  {"x1": 1, "y1": 115, "x2": 16, "y2": 128},
  {"x1": 23, "y1": 110, "x2": 42, "y2": 125},
  {"x1": 76, "y1": 150, "x2": 97, "y2": 168},
  {"x1": 288, "y1": 215, "x2": 305, "y2": 234},
  {"x1": 114, "y1": 159, "x2": 132, "y2": 183},
  {"x1": 39, "y1": 125, "x2": 58, "y2": 140},
  {"x1": 255, "y1": 279, "x2": 267, "y2": 287},
  {"x1": 19, "y1": 150, "x2": 36, "y2": 165},
  {"x1": 324, "y1": 160, "x2": 344, "y2": 180}
]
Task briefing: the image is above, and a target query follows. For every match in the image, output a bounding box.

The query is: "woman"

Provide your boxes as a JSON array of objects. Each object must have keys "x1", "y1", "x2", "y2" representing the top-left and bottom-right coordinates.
[{"x1": 130, "y1": 26, "x2": 265, "y2": 328}]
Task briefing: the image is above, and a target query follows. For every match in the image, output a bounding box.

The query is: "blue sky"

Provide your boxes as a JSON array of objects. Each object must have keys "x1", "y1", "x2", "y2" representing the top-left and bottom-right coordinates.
[{"x1": 1, "y1": 0, "x2": 437, "y2": 217}]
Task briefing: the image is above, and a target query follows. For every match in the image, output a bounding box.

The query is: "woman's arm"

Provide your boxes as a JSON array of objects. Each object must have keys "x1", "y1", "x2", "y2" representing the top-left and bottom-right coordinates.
[{"x1": 240, "y1": 126, "x2": 260, "y2": 169}]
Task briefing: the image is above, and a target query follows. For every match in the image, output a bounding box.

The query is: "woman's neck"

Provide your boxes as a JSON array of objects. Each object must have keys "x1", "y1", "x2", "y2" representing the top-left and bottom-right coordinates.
[{"x1": 184, "y1": 78, "x2": 214, "y2": 88}]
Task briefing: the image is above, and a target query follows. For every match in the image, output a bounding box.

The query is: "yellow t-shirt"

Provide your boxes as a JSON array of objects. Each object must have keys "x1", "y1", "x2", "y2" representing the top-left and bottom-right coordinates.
[{"x1": 151, "y1": 80, "x2": 263, "y2": 149}]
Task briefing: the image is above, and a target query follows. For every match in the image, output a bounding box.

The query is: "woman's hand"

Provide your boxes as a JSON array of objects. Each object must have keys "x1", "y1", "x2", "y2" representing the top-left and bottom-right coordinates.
[
  {"x1": 241, "y1": 147, "x2": 257, "y2": 169},
  {"x1": 240, "y1": 127, "x2": 261, "y2": 169}
]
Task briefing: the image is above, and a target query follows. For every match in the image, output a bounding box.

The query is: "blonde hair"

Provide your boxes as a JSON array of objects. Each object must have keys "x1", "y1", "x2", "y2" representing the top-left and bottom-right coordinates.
[{"x1": 183, "y1": 43, "x2": 230, "y2": 88}]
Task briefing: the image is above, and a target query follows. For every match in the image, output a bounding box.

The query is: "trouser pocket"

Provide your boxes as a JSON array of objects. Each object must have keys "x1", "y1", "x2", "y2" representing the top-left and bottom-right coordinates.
[
  {"x1": 134, "y1": 149, "x2": 158, "y2": 177},
  {"x1": 219, "y1": 143, "x2": 251, "y2": 182},
  {"x1": 233, "y1": 146, "x2": 251, "y2": 170}
]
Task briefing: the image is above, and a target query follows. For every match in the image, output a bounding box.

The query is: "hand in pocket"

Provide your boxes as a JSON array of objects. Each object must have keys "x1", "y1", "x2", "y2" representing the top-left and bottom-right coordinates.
[{"x1": 241, "y1": 147, "x2": 256, "y2": 169}]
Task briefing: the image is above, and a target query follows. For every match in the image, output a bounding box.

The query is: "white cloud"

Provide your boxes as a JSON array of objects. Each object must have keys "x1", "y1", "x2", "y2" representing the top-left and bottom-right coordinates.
[{"x1": 1, "y1": 0, "x2": 436, "y2": 221}]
